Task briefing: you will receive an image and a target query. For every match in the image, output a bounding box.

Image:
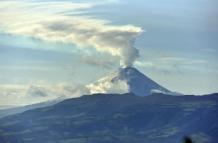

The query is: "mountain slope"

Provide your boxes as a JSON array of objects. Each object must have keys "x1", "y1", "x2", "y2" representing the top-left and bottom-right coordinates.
[
  {"x1": 87, "y1": 67, "x2": 171, "y2": 96},
  {"x1": 0, "y1": 96, "x2": 64, "y2": 119},
  {"x1": 0, "y1": 93, "x2": 217, "y2": 143}
]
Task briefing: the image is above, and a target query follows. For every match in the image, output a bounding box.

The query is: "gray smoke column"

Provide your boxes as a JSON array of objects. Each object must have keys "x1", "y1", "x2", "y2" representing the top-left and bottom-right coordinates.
[
  {"x1": 93, "y1": 26, "x2": 143, "y2": 67},
  {"x1": 120, "y1": 39, "x2": 140, "y2": 67}
]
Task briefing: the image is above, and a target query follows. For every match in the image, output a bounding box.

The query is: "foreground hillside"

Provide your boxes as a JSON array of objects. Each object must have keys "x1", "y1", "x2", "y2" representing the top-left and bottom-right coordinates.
[{"x1": 0, "y1": 93, "x2": 218, "y2": 143}]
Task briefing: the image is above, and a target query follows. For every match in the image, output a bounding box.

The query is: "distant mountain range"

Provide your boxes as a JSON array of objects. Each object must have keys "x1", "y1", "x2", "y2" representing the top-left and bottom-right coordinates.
[{"x1": 0, "y1": 92, "x2": 217, "y2": 143}]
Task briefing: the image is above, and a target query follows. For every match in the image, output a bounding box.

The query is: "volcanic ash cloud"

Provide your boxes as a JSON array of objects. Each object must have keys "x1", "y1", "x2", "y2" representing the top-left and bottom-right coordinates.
[{"x1": 0, "y1": 0, "x2": 143, "y2": 67}]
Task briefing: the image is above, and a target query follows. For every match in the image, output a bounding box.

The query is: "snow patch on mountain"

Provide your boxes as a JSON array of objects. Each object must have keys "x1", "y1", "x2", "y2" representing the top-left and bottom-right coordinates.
[
  {"x1": 87, "y1": 74, "x2": 129, "y2": 94},
  {"x1": 86, "y1": 67, "x2": 171, "y2": 96}
]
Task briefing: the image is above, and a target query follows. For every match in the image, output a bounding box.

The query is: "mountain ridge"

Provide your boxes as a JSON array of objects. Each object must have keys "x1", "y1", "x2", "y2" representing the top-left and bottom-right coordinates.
[{"x1": 0, "y1": 92, "x2": 217, "y2": 143}]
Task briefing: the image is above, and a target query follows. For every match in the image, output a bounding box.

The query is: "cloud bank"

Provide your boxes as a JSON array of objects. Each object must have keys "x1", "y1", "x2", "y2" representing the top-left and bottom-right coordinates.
[
  {"x1": 0, "y1": 81, "x2": 128, "y2": 106},
  {"x1": 0, "y1": 84, "x2": 87, "y2": 106},
  {"x1": 87, "y1": 75, "x2": 129, "y2": 94},
  {"x1": 0, "y1": 0, "x2": 143, "y2": 67}
]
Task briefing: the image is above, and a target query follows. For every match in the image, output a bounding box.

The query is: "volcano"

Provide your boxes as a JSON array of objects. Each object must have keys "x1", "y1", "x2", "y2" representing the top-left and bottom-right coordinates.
[{"x1": 87, "y1": 67, "x2": 171, "y2": 96}]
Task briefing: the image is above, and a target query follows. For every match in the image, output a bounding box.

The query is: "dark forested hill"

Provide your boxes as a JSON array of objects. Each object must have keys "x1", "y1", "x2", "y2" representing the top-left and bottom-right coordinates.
[{"x1": 0, "y1": 93, "x2": 218, "y2": 143}]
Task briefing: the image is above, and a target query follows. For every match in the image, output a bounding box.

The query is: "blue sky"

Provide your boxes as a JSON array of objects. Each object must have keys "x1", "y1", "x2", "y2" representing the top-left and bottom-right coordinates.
[{"x1": 0, "y1": 0, "x2": 217, "y2": 105}]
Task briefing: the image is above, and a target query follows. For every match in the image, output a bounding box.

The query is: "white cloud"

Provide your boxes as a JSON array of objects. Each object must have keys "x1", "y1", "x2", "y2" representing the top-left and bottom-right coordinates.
[
  {"x1": 86, "y1": 76, "x2": 129, "y2": 94},
  {"x1": 0, "y1": 83, "x2": 84, "y2": 106},
  {"x1": 0, "y1": 0, "x2": 143, "y2": 67}
]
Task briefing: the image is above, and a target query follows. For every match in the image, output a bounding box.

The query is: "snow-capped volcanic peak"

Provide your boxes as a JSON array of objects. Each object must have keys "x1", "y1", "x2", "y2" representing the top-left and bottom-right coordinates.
[{"x1": 87, "y1": 67, "x2": 171, "y2": 96}]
